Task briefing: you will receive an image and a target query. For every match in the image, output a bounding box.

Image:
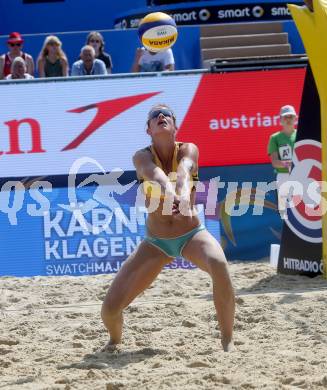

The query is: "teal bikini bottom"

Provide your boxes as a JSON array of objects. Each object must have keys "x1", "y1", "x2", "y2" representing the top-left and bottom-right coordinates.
[{"x1": 144, "y1": 224, "x2": 206, "y2": 258}]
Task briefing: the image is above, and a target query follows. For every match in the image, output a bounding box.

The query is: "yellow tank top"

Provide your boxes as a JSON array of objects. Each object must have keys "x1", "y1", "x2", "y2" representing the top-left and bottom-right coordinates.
[{"x1": 138, "y1": 142, "x2": 199, "y2": 199}]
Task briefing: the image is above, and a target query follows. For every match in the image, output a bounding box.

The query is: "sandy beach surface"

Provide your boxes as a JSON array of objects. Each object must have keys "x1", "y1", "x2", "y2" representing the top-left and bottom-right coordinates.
[{"x1": 1, "y1": 261, "x2": 327, "y2": 390}]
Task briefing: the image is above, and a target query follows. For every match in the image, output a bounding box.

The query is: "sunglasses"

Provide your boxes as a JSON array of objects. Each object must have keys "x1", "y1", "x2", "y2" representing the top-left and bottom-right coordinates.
[
  {"x1": 148, "y1": 108, "x2": 174, "y2": 121},
  {"x1": 9, "y1": 43, "x2": 22, "y2": 47},
  {"x1": 89, "y1": 39, "x2": 100, "y2": 43}
]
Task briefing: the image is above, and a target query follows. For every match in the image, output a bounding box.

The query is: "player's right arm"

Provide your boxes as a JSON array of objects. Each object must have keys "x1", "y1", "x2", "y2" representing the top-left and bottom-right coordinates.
[{"x1": 133, "y1": 149, "x2": 175, "y2": 196}]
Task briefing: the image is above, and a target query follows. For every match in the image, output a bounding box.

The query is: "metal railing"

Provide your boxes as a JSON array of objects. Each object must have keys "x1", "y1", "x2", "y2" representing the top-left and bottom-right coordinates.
[
  {"x1": 0, "y1": 56, "x2": 308, "y2": 86},
  {"x1": 0, "y1": 69, "x2": 210, "y2": 86}
]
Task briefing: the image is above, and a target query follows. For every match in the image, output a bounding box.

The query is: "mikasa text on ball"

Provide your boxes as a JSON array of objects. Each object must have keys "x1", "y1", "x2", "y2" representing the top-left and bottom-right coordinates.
[{"x1": 138, "y1": 12, "x2": 178, "y2": 52}]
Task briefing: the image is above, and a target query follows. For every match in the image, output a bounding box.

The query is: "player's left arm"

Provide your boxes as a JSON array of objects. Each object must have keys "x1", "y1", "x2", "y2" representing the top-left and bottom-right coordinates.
[{"x1": 175, "y1": 142, "x2": 199, "y2": 199}]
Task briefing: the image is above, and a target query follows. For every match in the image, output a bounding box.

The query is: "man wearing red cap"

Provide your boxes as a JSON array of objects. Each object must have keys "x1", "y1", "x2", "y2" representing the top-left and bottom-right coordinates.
[{"x1": 0, "y1": 32, "x2": 34, "y2": 79}]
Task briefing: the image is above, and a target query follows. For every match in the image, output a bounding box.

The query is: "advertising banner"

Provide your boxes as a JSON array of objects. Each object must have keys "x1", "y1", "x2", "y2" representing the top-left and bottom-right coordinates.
[
  {"x1": 0, "y1": 70, "x2": 306, "y2": 277},
  {"x1": 0, "y1": 69, "x2": 305, "y2": 179},
  {"x1": 278, "y1": 66, "x2": 323, "y2": 277},
  {"x1": 177, "y1": 70, "x2": 305, "y2": 167},
  {"x1": 0, "y1": 164, "x2": 281, "y2": 277},
  {"x1": 0, "y1": 75, "x2": 200, "y2": 178},
  {"x1": 114, "y1": 2, "x2": 302, "y2": 29}
]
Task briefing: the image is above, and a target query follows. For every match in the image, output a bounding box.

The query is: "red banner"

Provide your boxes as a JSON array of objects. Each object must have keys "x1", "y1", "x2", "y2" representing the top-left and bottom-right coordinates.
[{"x1": 178, "y1": 68, "x2": 306, "y2": 167}]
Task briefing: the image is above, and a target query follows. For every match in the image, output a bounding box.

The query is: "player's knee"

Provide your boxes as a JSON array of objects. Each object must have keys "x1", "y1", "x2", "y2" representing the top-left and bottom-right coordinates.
[{"x1": 206, "y1": 256, "x2": 228, "y2": 276}]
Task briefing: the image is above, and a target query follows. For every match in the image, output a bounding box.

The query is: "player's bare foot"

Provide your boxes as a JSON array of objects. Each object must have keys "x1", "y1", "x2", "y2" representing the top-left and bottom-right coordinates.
[
  {"x1": 221, "y1": 339, "x2": 235, "y2": 352},
  {"x1": 101, "y1": 340, "x2": 120, "y2": 352}
]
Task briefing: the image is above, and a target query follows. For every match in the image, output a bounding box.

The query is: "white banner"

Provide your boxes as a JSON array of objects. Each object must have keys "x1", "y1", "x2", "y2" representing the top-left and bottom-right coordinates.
[{"x1": 0, "y1": 75, "x2": 201, "y2": 178}]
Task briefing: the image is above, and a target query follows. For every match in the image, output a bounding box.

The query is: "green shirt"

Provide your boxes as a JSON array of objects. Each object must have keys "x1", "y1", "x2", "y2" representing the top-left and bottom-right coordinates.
[{"x1": 268, "y1": 130, "x2": 297, "y2": 173}]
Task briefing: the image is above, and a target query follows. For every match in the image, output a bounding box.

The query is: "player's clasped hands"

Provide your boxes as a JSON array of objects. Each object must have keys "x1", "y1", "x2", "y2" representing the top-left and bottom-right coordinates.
[{"x1": 171, "y1": 193, "x2": 193, "y2": 217}]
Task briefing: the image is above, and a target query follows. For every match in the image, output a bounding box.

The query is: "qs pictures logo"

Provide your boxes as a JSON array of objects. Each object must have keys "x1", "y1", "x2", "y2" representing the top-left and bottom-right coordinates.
[{"x1": 285, "y1": 140, "x2": 323, "y2": 243}]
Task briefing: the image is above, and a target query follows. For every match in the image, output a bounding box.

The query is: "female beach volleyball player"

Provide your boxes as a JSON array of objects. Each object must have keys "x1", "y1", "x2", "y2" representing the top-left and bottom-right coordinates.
[{"x1": 101, "y1": 105, "x2": 235, "y2": 352}]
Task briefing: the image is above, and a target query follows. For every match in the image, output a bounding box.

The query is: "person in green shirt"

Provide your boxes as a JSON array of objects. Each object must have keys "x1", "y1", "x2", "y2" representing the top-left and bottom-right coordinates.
[{"x1": 268, "y1": 105, "x2": 297, "y2": 217}]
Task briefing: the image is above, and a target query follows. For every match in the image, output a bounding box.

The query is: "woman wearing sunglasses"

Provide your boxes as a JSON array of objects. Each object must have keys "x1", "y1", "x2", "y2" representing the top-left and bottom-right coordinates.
[
  {"x1": 101, "y1": 104, "x2": 235, "y2": 352},
  {"x1": 86, "y1": 31, "x2": 113, "y2": 73},
  {"x1": 0, "y1": 32, "x2": 34, "y2": 79}
]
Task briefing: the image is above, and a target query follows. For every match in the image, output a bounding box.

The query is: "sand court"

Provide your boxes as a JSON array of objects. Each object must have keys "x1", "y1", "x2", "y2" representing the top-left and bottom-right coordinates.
[{"x1": 1, "y1": 261, "x2": 327, "y2": 389}]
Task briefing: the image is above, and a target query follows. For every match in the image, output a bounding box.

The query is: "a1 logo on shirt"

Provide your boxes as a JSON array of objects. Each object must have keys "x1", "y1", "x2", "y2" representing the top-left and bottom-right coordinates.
[{"x1": 279, "y1": 144, "x2": 292, "y2": 160}]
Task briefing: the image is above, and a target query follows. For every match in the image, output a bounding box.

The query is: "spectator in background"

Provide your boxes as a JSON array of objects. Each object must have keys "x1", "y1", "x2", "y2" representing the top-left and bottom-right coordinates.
[
  {"x1": 268, "y1": 105, "x2": 297, "y2": 217},
  {"x1": 132, "y1": 47, "x2": 175, "y2": 72},
  {"x1": 0, "y1": 32, "x2": 34, "y2": 79},
  {"x1": 5, "y1": 56, "x2": 34, "y2": 80},
  {"x1": 71, "y1": 45, "x2": 107, "y2": 76},
  {"x1": 86, "y1": 31, "x2": 113, "y2": 73},
  {"x1": 37, "y1": 35, "x2": 69, "y2": 77}
]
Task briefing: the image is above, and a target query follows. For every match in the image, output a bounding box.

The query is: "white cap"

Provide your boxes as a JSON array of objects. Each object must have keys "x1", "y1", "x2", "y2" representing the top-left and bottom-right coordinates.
[{"x1": 280, "y1": 105, "x2": 297, "y2": 117}]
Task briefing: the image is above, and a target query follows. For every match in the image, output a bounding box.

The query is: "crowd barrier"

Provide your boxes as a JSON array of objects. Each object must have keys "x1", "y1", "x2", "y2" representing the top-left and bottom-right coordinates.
[{"x1": 0, "y1": 68, "x2": 306, "y2": 276}]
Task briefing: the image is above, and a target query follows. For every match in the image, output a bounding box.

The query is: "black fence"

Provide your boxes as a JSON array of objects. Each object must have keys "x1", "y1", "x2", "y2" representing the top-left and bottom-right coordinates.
[{"x1": 210, "y1": 54, "x2": 308, "y2": 73}]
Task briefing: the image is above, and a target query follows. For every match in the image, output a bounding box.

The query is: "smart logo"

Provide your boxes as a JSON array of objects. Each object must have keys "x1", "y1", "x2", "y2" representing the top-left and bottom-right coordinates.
[
  {"x1": 252, "y1": 6, "x2": 264, "y2": 18},
  {"x1": 199, "y1": 9, "x2": 211, "y2": 21}
]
